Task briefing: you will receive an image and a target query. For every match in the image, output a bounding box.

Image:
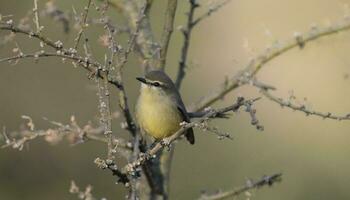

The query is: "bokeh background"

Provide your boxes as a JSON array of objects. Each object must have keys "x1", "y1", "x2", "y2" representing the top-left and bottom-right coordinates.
[{"x1": 1, "y1": 0, "x2": 350, "y2": 199}]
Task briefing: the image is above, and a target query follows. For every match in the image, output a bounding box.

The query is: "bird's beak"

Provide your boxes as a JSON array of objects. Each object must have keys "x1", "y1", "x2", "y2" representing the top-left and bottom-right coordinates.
[{"x1": 136, "y1": 77, "x2": 147, "y2": 84}]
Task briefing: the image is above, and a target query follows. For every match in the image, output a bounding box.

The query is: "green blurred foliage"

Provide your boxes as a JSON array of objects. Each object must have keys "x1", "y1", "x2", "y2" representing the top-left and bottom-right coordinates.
[{"x1": 1, "y1": 0, "x2": 350, "y2": 199}]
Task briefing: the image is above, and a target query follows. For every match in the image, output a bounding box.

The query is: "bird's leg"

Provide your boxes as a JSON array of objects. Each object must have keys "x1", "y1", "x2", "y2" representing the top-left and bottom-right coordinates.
[{"x1": 149, "y1": 138, "x2": 159, "y2": 149}]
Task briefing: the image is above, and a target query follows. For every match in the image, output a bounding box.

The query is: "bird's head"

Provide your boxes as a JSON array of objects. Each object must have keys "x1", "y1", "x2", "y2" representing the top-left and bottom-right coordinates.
[{"x1": 136, "y1": 70, "x2": 176, "y2": 95}]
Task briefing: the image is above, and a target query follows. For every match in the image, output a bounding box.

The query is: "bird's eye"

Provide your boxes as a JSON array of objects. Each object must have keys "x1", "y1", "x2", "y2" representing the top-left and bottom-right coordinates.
[{"x1": 153, "y1": 82, "x2": 161, "y2": 87}]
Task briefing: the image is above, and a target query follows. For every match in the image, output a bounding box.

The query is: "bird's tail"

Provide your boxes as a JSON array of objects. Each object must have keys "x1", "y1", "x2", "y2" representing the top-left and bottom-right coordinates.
[{"x1": 185, "y1": 128, "x2": 195, "y2": 145}]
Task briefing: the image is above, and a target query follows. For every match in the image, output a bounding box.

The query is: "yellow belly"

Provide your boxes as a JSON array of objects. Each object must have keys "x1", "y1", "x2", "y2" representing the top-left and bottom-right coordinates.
[{"x1": 136, "y1": 90, "x2": 182, "y2": 139}]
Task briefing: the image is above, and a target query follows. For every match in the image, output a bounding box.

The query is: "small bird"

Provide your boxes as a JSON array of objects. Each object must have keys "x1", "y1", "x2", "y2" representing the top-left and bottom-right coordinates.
[{"x1": 135, "y1": 70, "x2": 195, "y2": 144}]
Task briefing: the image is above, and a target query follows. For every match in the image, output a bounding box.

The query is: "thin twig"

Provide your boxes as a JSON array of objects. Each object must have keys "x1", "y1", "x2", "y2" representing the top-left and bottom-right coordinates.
[
  {"x1": 94, "y1": 158, "x2": 130, "y2": 185},
  {"x1": 112, "y1": 5, "x2": 145, "y2": 137},
  {"x1": 33, "y1": 0, "x2": 42, "y2": 34},
  {"x1": 192, "y1": 0, "x2": 232, "y2": 26},
  {"x1": 249, "y1": 78, "x2": 350, "y2": 120},
  {"x1": 159, "y1": 0, "x2": 178, "y2": 69},
  {"x1": 198, "y1": 173, "x2": 282, "y2": 200},
  {"x1": 108, "y1": 0, "x2": 159, "y2": 71},
  {"x1": 162, "y1": 1, "x2": 231, "y2": 192},
  {"x1": 0, "y1": 51, "x2": 100, "y2": 69},
  {"x1": 175, "y1": 0, "x2": 232, "y2": 88},
  {"x1": 1, "y1": 116, "x2": 130, "y2": 150},
  {"x1": 260, "y1": 89, "x2": 350, "y2": 121},
  {"x1": 0, "y1": 23, "x2": 124, "y2": 90},
  {"x1": 175, "y1": 0, "x2": 199, "y2": 89},
  {"x1": 73, "y1": 0, "x2": 92, "y2": 50},
  {"x1": 0, "y1": 23, "x2": 62, "y2": 49}
]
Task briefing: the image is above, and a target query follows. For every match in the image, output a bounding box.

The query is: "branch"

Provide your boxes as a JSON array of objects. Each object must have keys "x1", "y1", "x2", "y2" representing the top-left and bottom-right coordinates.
[
  {"x1": 0, "y1": 22, "x2": 62, "y2": 50},
  {"x1": 198, "y1": 173, "x2": 282, "y2": 200},
  {"x1": 97, "y1": 72, "x2": 114, "y2": 159},
  {"x1": 94, "y1": 158, "x2": 130, "y2": 185},
  {"x1": 159, "y1": 0, "x2": 178, "y2": 69},
  {"x1": 192, "y1": 0, "x2": 232, "y2": 27},
  {"x1": 73, "y1": 0, "x2": 92, "y2": 50},
  {"x1": 33, "y1": 0, "x2": 43, "y2": 34},
  {"x1": 1, "y1": 115, "x2": 131, "y2": 151},
  {"x1": 260, "y1": 89, "x2": 350, "y2": 121},
  {"x1": 112, "y1": 5, "x2": 145, "y2": 137},
  {"x1": 175, "y1": 0, "x2": 232, "y2": 88},
  {"x1": 99, "y1": 4, "x2": 161, "y2": 197},
  {"x1": 0, "y1": 23, "x2": 128, "y2": 88},
  {"x1": 0, "y1": 51, "x2": 97, "y2": 67},
  {"x1": 175, "y1": 0, "x2": 198, "y2": 88},
  {"x1": 162, "y1": 2, "x2": 233, "y2": 195},
  {"x1": 247, "y1": 78, "x2": 350, "y2": 120},
  {"x1": 190, "y1": 18, "x2": 350, "y2": 112},
  {"x1": 108, "y1": 0, "x2": 160, "y2": 71},
  {"x1": 122, "y1": 97, "x2": 260, "y2": 175}
]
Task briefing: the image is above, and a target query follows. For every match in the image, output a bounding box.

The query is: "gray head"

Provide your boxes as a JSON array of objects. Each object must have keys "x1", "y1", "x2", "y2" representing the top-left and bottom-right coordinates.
[{"x1": 136, "y1": 70, "x2": 176, "y2": 91}]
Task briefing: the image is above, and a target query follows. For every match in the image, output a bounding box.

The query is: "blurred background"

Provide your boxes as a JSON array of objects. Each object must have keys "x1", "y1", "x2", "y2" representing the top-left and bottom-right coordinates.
[{"x1": 1, "y1": 0, "x2": 350, "y2": 199}]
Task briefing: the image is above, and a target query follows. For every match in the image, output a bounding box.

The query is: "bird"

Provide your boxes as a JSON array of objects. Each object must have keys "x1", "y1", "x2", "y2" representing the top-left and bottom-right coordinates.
[{"x1": 135, "y1": 70, "x2": 195, "y2": 144}]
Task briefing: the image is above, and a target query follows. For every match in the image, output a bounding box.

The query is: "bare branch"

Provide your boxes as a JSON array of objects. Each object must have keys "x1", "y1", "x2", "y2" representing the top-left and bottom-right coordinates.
[
  {"x1": 190, "y1": 18, "x2": 350, "y2": 112},
  {"x1": 175, "y1": 0, "x2": 199, "y2": 88},
  {"x1": 73, "y1": 0, "x2": 92, "y2": 50},
  {"x1": 94, "y1": 158, "x2": 130, "y2": 185},
  {"x1": 175, "y1": 0, "x2": 232, "y2": 89},
  {"x1": 198, "y1": 173, "x2": 282, "y2": 200},
  {"x1": 33, "y1": 0, "x2": 43, "y2": 34},
  {"x1": 192, "y1": 0, "x2": 232, "y2": 27},
  {"x1": 0, "y1": 23, "x2": 63, "y2": 50},
  {"x1": 260, "y1": 89, "x2": 350, "y2": 121},
  {"x1": 0, "y1": 23, "x2": 125, "y2": 90},
  {"x1": 97, "y1": 72, "x2": 114, "y2": 158},
  {"x1": 0, "y1": 50, "x2": 107, "y2": 81},
  {"x1": 1, "y1": 115, "x2": 131, "y2": 151},
  {"x1": 112, "y1": 5, "x2": 146, "y2": 137},
  {"x1": 107, "y1": 0, "x2": 159, "y2": 71},
  {"x1": 159, "y1": 0, "x2": 178, "y2": 69}
]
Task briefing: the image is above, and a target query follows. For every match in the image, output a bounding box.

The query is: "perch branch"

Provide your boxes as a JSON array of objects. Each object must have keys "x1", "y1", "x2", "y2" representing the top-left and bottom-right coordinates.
[{"x1": 122, "y1": 97, "x2": 260, "y2": 175}]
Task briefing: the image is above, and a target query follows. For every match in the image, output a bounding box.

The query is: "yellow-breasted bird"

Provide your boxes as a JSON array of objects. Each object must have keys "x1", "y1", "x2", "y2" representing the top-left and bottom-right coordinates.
[{"x1": 135, "y1": 70, "x2": 195, "y2": 144}]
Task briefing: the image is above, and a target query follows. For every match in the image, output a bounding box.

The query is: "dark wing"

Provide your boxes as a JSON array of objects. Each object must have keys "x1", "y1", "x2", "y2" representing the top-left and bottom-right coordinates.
[{"x1": 177, "y1": 105, "x2": 195, "y2": 145}]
